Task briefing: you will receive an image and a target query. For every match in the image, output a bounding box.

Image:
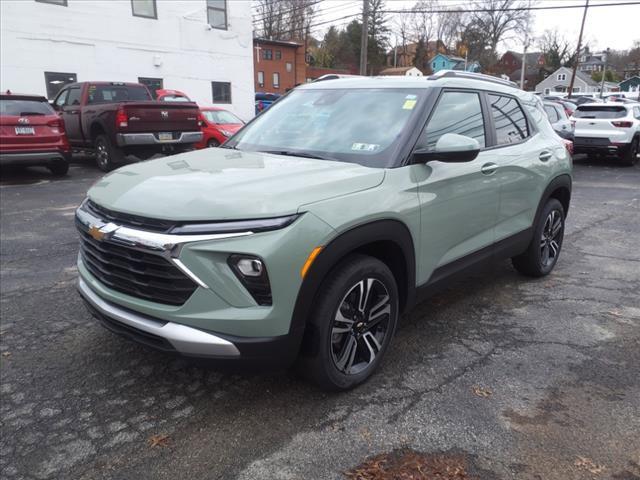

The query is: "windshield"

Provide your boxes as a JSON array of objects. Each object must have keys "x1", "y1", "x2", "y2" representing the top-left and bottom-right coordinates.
[
  {"x1": 574, "y1": 106, "x2": 627, "y2": 119},
  {"x1": 228, "y1": 88, "x2": 427, "y2": 167},
  {"x1": 0, "y1": 99, "x2": 55, "y2": 116},
  {"x1": 203, "y1": 110, "x2": 242, "y2": 124}
]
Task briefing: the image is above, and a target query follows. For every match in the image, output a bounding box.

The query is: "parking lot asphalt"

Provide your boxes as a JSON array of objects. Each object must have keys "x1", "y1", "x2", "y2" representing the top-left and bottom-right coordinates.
[{"x1": 1, "y1": 155, "x2": 639, "y2": 480}]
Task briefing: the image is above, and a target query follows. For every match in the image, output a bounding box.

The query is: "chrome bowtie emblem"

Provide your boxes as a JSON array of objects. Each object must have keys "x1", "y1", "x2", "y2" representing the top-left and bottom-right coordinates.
[{"x1": 88, "y1": 223, "x2": 119, "y2": 242}]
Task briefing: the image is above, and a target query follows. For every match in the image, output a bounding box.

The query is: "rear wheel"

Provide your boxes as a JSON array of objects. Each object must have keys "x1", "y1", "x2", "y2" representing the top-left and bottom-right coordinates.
[
  {"x1": 94, "y1": 134, "x2": 124, "y2": 172},
  {"x1": 620, "y1": 137, "x2": 639, "y2": 166},
  {"x1": 512, "y1": 198, "x2": 565, "y2": 277},
  {"x1": 48, "y1": 160, "x2": 69, "y2": 176},
  {"x1": 301, "y1": 254, "x2": 398, "y2": 391}
]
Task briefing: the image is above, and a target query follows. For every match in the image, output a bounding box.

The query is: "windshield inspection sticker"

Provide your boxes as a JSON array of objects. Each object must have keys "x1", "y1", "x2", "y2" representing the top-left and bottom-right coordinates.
[
  {"x1": 402, "y1": 99, "x2": 417, "y2": 110},
  {"x1": 352, "y1": 143, "x2": 380, "y2": 152}
]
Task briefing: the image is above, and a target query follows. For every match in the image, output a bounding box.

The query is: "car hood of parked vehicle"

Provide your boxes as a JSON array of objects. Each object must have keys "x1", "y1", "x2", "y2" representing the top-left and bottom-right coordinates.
[{"x1": 87, "y1": 148, "x2": 385, "y2": 221}]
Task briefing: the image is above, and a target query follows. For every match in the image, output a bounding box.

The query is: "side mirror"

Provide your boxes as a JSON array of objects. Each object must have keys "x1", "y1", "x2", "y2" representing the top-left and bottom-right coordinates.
[{"x1": 413, "y1": 133, "x2": 481, "y2": 163}]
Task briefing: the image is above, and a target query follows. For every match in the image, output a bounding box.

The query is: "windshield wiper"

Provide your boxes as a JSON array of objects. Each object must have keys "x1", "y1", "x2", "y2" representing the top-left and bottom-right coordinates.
[{"x1": 260, "y1": 150, "x2": 333, "y2": 161}]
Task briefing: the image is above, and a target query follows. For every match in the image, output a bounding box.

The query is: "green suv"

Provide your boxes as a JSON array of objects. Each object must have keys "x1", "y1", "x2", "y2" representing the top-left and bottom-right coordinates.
[{"x1": 76, "y1": 72, "x2": 572, "y2": 390}]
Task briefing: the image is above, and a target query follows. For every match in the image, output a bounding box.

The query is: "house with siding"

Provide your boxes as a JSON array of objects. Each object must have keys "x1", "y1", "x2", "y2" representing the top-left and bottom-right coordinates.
[
  {"x1": 535, "y1": 66, "x2": 600, "y2": 94},
  {"x1": 429, "y1": 53, "x2": 480, "y2": 73},
  {"x1": 619, "y1": 76, "x2": 640, "y2": 92}
]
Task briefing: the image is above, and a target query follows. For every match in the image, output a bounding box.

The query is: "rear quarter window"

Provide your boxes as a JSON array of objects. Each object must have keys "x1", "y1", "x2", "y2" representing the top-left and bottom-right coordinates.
[{"x1": 573, "y1": 106, "x2": 627, "y2": 119}]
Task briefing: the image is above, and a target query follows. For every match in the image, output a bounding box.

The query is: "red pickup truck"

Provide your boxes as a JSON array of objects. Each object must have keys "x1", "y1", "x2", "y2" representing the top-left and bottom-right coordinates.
[{"x1": 52, "y1": 82, "x2": 202, "y2": 171}]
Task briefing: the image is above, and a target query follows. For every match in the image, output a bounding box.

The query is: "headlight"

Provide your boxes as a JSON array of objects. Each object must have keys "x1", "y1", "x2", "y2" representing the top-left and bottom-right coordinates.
[
  {"x1": 170, "y1": 214, "x2": 299, "y2": 235},
  {"x1": 220, "y1": 129, "x2": 233, "y2": 137},
  {"x1": 228, "y1": 254, "x2": 271, "y2": 305}
]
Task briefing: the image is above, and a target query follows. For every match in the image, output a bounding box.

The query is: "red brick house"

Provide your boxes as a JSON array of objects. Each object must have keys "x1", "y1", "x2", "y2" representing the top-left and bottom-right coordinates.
[{"x1": 253, "y1": 38, "x2": 306, "y2": 93}]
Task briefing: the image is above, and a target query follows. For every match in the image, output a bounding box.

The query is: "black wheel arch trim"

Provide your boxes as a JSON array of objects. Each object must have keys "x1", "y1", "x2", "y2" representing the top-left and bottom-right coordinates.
[
  {"x1": 536, "y1": 173, "x2": 572, "y2": 222},
  {"x1": 290, "y1": 219, "x2": 416, "y2": 337}
]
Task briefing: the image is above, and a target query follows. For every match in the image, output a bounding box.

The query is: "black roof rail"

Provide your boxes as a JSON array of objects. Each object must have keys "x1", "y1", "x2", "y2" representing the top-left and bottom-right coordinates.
[{"x1": 427, "y1": 70, "x2": 518, "y2": 88}]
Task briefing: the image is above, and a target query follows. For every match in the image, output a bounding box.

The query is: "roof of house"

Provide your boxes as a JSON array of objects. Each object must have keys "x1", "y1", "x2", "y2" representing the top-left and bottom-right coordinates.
[
  {"x1": 379, "y1": 66, "x2": 420, "y2": 75},
  {"x1": 575, "y1": 69, "x2": 598, "y2": 85},
  {"x1": 619, "y1": 75, "x2": 640, "y2": 85},
  {"x1": 504, "y1": 50, "x2": 544, "y2": 66}
]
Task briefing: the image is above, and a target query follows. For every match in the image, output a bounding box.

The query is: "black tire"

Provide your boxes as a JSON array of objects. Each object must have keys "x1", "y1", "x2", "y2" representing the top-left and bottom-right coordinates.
[
  {"x1": 94, "y1": 134, "x2": 124, "y2": 172},
  {"x1": 48, "y1": 160, "x2": 69, "y2": 176},
  {"x1": 620, "y1": 137, "x2": 639, "y2": 166},
  {"x1": 512, "y1": 198, "x2": 565, "y2": 277},
  {"x1": 207, "y1": 139, "x2": 220, "y2": 148},
  {"x1": 301, "y1": 254, "x2": 399, "y2": 391}
]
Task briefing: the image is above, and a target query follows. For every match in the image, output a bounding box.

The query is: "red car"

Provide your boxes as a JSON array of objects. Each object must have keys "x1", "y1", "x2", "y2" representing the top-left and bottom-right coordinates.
[
  {"x1": 0, "y1": 92, "x2": 71, "y2": 175},
  {"x1": 156, "y1": 89, "x2": 244, "y2": 148},
  {"x1": 196, "y1": 107, "x2": 244, "y2": 148}
]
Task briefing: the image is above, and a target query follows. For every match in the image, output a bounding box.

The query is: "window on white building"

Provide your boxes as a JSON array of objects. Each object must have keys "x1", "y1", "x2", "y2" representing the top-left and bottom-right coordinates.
[
  {"x1": 286, "y1": 62, "x2": 292, "y2": 73},
  {"x1": 212, "y1": 82, "x2": 231, "y2": 103},
  {"x1": 35, "y1": 0, "x2": 67, "y2": 6},
  {"x1": 138, "y1": 77, "x2": 163, "y2": 98},
  {"x1": 273, "y1": 72, "x2": 280, "y2": 89},
  {"x1": 557, "y1": 73, "x2": 566, "y2": 81},
  {"x1": 131, "y1": 0, "x2": 157, "y2": 19},
  {"x1": 44, "y1": 71, "x2": 77, "y2": 100},
  {"x1": 257, "y1": 71, "x2": 264, "y2": 88},
  {"x1": 207, "y1": 0, "x2": 227, "y2": 30}
]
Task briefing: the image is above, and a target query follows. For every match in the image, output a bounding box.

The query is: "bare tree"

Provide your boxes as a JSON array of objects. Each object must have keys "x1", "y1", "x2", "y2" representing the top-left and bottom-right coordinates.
[
  {"x1": 470, "y1": 0, "x2": 533, "y2": 58},
  {"x1": 538, "y1": 28, "x2": 573, "y2": 70},
  {"x1": 392, "y1": 10, "x2": 413, "y2": 66},
  {"x1": 254, "y1": 0, "x2": 317, "y2": 41}
]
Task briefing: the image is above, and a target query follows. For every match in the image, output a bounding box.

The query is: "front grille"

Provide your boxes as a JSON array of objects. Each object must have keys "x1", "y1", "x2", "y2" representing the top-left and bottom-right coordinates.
[
  {"x1": 78, "y1": 229, "x2": 198, "y2": 306},
  {"x1": 85, "y1": 200, "x2": 176, "y2": 233}
]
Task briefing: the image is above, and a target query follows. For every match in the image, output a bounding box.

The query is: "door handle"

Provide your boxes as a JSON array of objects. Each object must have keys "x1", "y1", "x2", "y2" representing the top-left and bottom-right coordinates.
[
  {"x1": 539, "y1": 151, "x2": 553, "y2": 162},
  {"x1": 481, "y1": 162, "x2": 498, "y2": 175}
]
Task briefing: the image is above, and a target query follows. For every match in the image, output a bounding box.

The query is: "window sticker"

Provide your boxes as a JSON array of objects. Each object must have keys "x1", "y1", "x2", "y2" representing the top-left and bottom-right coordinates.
[
  {"x1": 351, "y1": 143, "x2": 380, "y2": 152},
  {"x1": 402, "y1": 99, "x2": 417, "y2": 110}
]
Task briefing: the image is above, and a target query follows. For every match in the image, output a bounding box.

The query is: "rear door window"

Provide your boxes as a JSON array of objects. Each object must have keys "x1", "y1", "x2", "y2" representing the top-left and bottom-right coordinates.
[
  {"x1": 489, "y1": 94, "x2": 529, "y2": 145},
  {"x1": 544, "y1": 105, "x2": 559, "y2": 123},
  {"x1": 573, "y1": 106, "x2": 627, "y2": 119},
  {"x1": 417, "y1": 91, "x2": 486, "y2": 151}
]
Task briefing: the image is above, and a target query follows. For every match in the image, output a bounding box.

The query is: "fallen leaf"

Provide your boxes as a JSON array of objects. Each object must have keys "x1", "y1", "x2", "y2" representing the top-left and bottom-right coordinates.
[
  {"x1": 472, "y1": 386, "x2": 492, "y2": 398},
  {"x1": 148, "y1": 434, "x2": 170, "y2": 448},
  {"x1": 575, "y1": 456, "x2": 605, "y2": 474}
]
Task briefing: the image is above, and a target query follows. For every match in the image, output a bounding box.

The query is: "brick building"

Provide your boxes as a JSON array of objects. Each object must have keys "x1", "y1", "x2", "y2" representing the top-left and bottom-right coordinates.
[{"x1": 253, "y1": 38, "x2": 305, "y2": 93}]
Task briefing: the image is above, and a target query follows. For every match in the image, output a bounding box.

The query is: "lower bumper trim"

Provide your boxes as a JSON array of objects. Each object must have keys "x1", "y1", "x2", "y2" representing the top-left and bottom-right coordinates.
[
  {"x1": 0, "y1": 151, "x2": 68, "y2": 166},
  {"x1": 116, "y1": 131, "x2": 203, "y2": 146},
  {"x1": 78, "y1": 278, "x2": 240, "y2": 357}
]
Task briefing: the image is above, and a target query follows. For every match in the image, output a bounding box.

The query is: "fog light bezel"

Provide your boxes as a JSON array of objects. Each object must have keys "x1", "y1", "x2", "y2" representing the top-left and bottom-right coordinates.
[{"x1": 227, "y1": 254, "x2": 272, "y2": 306}]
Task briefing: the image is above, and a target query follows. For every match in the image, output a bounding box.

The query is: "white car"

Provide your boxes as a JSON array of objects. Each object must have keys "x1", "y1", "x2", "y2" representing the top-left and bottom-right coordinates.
[
  {"x1": 571, "y1": 103, "x2": 640, "y2": 165},
  {"x1": 544, "y1": 101, "x2": 573, "y2": 140}
]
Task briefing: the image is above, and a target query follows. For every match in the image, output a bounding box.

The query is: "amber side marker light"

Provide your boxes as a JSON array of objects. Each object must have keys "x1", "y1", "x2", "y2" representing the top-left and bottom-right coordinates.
[{"x1": 301, "y1": 246, "x2": 323, "y2": 278}]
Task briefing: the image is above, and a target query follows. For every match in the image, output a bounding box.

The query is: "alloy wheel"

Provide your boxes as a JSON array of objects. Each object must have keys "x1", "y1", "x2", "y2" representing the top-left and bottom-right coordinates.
[
  {"x1": 330, "y1": 278, "x2": 392, "y2": 375},
  {"x1": 540, "y1": 210, "x2": 563, "y2": 268},
  {"x1": 96, "y1": 140, "x2": 109, "y2": 169}
]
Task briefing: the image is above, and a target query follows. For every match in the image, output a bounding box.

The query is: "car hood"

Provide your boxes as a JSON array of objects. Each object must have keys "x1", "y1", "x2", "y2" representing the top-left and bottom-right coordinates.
[{"x1": 88, "y1": 148, "x2": 385, "y2": 221}]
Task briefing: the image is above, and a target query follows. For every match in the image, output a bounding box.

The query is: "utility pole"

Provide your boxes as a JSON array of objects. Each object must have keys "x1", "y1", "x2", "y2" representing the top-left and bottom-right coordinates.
[
  {"x1": 359, "y1": 0, "x2": 369, "y2": 76},
  {"x1": 599, "y1": 47, "x2": 610, "y2": 98},
  {"x1": 568, "y1": 0, "x2": 589, "y2": 97},
  {"x1": 520, "y1": 34, "x2": 528, "y2": 90}
]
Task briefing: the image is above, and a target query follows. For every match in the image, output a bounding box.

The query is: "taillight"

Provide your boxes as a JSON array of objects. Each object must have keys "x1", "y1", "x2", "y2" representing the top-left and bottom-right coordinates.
[
  {"x1": 611, "y1": 121, "x2": 633, "y2": 128},
  {"x1": 116, "y1": 107, "x2": 128, "y2": 128},
  {"x1": 47, "y1": 117, "x2": 65, "y2": 134}
]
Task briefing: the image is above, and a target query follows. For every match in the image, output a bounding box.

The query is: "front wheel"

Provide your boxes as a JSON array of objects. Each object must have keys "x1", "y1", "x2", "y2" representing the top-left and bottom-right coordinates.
[
  {"x1": 301, "y1": 254, "x2": 399, "y2": 391},
  {"x1": 512, "y1": 198, "x2": 565, "y2": 277},
  {"x1": 207, "y1": 139, "x2": 220, "y2": 148}
]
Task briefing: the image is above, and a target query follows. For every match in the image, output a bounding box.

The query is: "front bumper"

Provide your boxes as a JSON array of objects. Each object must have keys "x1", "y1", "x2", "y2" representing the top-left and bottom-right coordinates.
[
  {"x1": 116, "y1": 131, "x2": 203, "y2": 147},
  {"x1": 0, "y1": 150, "x2": 70, "y2": 166},
  {"x1": 79, "y1": 278, "x2": 240, "y2": 357}
]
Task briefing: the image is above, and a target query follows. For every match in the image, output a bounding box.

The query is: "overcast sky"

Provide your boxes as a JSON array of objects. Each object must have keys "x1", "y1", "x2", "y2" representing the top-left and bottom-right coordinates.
[{"x1": 313, "y1": 0, "x2": 640, "y2": 52}]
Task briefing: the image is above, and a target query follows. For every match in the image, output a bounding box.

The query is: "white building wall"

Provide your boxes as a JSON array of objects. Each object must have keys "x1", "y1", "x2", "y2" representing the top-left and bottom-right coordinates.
[{"x1": 0, "y1": 0, "x2": 255, "y2": 120}]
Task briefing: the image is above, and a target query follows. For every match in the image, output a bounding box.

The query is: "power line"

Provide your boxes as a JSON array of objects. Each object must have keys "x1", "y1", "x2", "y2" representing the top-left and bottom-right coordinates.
[{"x1": 383, "y1": 1, "x2": 640, "y2": 14}]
